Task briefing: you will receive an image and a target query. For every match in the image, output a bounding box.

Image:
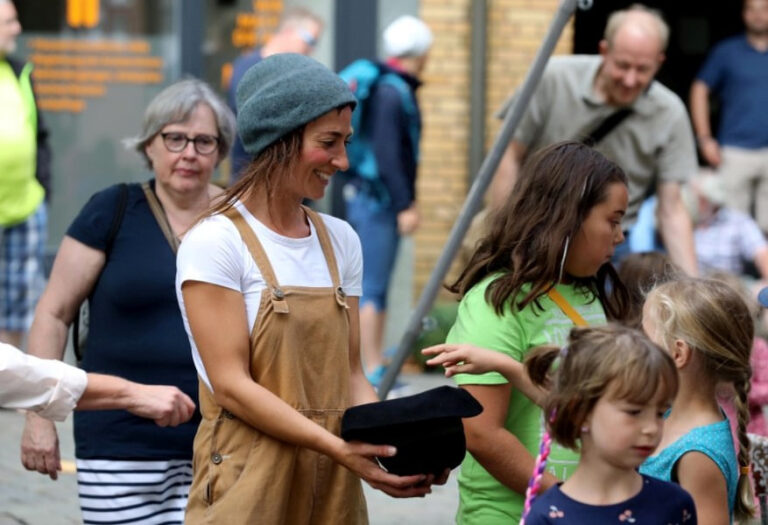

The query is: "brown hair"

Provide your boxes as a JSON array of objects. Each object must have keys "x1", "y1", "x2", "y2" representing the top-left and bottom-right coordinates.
[
  {"x1": 617, "y1": 252, "x2": 683, "y2": 329},
  {"x1": 645, "y1": 278, "x2": 756, "y2": 520},
  {"x1": 203, "y1": 127, "x2": 304, "y2": 220},
  {"x1": 526, "y1": 324, "x2": 678, "y2": 450},
  {"x1": 450, "y1": 141, "x2": 630, "y2": 320}
]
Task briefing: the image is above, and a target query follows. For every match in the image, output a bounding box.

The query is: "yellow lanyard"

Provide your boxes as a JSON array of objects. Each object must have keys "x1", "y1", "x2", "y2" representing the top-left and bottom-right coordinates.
[{"x1": 547, "y1": 288, "x2": 588, "y2": 327}]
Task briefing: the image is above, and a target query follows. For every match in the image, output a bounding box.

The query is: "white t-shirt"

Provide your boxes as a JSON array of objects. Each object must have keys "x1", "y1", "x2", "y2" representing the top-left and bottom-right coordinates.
[{"x1": 176, "y1": 201, "x2": 363, "y2": 392}]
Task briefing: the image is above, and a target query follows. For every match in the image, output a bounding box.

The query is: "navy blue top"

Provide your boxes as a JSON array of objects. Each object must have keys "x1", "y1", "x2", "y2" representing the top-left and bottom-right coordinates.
[
  {"x1": 353, "y1": 62, "x2": 422, "y2": 214},
  {"x1": 696, "y1": 35, "x2": 768, "y2": 149},
  {"x1": 227, "y1": 49, "x2": 264, "y2": 181},
  {"x1": 525, "y1": 474, "x2": 697, "y2": 524},
  {"x1": 68, "y1": 181, "x2": 200, "y2": 460}
]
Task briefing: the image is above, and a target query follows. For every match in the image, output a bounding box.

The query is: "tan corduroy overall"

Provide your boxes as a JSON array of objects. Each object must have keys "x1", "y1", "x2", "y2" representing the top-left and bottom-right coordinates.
[{"x1": 185, "y1": 207, "x2": 368, "y2": 524}]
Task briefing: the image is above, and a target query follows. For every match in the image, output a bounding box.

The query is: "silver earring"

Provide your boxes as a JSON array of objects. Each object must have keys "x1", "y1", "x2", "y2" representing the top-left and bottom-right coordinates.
[
  {"x1": 557, "y1": 236, "x2": 570, "y2": 283},
  {"x1": 581, "y1": 425, "x2": 589, "y2": 433}
]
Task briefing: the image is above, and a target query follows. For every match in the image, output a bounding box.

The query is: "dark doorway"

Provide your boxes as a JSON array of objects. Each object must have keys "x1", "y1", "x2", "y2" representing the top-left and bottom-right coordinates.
[{"x1": 574, "y1": 1, "x2": 744, "y2": 104}]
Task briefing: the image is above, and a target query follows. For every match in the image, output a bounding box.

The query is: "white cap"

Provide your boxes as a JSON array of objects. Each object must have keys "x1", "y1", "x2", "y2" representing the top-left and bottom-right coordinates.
[{"x1": 383, "y1": 15, "x2": 433, "y2": 58}]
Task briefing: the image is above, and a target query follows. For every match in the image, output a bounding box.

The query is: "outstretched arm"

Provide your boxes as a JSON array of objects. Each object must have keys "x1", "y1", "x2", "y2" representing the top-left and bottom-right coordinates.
[
  {"x1": 77, "y1": 375, "x2": 195, "y2": 427},
  {"x1": 422, "y1": 343, "x2": 545, "y2": 405}
]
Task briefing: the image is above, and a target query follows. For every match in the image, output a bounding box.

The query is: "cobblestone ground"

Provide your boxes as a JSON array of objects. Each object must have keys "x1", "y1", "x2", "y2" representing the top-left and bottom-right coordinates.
[{"x1": 0, "y1": 373, "x2": 458, "y2": 525}]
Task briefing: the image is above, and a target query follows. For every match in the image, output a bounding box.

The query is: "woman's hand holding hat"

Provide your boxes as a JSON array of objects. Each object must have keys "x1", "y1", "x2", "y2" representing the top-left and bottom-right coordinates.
[{"x1": 330, "y1": 439, "x2": 438, "y2": 498}]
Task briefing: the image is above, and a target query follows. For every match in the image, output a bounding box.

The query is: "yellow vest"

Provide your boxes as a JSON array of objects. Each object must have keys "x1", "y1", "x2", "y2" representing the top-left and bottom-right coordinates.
[{"x1": 0, "y1": 60, "x2": 45, "y2": 226}]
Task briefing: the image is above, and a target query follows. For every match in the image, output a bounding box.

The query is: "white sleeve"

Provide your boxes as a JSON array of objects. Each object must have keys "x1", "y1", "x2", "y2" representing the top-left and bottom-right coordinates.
[
  {"x1": 0, "y1": 343, "x2": 87, "y2": 421},
  {"x1": 338, "y1": 220, "x2": 363, "y2": 297},
  {"x1": 177, "y1": 217, "x2": 245, "y2": 292}
]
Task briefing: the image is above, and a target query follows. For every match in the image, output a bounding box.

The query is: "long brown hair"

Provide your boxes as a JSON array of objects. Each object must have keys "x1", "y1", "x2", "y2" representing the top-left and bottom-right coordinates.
[
  {"x1": 203, "y1": 127, "x2": 304, "y2": 219},
  {"x1": 450, "y1": 141, "x2": 630, "y2": 320}
]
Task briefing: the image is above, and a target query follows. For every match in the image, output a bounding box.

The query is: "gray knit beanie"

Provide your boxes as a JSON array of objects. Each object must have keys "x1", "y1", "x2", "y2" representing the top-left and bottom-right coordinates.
[{"x1": 236, "y1": 53, "x2": 357, "y2": 157}]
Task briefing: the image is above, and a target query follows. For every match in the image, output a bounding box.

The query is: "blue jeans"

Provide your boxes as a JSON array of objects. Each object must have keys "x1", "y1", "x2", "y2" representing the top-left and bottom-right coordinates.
[{"x1": 345, "y1": 191, "x2": 400, "y2": 311}]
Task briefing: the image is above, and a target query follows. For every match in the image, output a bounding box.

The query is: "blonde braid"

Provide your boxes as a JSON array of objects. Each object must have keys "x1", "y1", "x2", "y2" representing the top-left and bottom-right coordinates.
[{"x1": 733, "y1": 375, "x2": 756, "y2": 521}]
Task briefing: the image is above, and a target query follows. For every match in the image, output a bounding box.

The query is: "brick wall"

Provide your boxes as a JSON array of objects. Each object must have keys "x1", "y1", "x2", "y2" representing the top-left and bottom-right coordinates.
[{"x1": 413, "y1": 0, "x2": 573, "y2": 300}]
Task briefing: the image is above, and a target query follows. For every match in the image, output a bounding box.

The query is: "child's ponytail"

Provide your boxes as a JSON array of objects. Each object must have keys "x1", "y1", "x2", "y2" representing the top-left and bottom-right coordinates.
[
  {"x1": 525, "y1": 345, "x2": 561, "y2": 388},
  {"x1": 733, "y1": 375, "x2": 756, "y2": 521}
]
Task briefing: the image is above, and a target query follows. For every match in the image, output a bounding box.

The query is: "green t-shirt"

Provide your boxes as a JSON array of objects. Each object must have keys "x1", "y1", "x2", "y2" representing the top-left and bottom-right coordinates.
[{"x1": 448, "y1": 274, "x2": 607, "y2": 524}]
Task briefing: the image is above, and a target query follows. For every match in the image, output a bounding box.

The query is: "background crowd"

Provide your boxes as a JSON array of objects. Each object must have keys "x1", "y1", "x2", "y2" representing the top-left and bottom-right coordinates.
[{"x1": 1, "y1": 0, "x2": 767, "y2": 523}]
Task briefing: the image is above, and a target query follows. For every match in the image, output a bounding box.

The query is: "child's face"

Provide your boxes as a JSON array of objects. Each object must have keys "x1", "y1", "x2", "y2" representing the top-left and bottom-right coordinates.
[
  {"x1": 564, "y1": 182, "x2": 628, "y2": 278},
  {"x1": 582, "y1": 385, "x2": 670, "y2": 471}
]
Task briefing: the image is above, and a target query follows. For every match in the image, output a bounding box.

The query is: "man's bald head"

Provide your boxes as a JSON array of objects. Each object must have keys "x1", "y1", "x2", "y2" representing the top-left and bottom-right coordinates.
[{"x1": 604, "y1": 4, "x2": 669, "y2": 54}]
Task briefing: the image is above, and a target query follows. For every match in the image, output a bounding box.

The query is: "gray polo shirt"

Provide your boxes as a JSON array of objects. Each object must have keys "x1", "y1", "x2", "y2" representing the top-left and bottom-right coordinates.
[{"x1": 500, "y1": 55, "x2": 697, "y2": 226}]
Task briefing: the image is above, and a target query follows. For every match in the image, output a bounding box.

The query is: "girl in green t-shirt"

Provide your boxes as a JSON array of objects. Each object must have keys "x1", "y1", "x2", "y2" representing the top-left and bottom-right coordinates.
[{"x1": 432, "y1": 141, "x2": 631, "y2": 524}]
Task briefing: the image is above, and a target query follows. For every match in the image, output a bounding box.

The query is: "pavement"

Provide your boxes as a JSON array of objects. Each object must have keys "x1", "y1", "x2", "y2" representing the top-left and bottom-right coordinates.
[{"x1": 0, "y1": 372, "x2": 460, "y2": 525}]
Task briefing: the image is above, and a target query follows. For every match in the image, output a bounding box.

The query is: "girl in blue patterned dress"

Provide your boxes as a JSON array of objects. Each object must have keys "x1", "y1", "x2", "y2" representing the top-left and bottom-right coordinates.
[
  {"x1": 640, "y1": 278, "x2": 756, "y2": 524},
  {"x1": 519, "y1": 324, "x2": 696, "y2": 524}
]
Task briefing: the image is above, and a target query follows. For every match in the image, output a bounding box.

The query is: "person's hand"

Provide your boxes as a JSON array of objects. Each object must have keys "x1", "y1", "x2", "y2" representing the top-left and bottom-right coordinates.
[
  {"x1": 126, "y1": 385, "x2": 196, "y2": 427},
  {"x1": 334, "y1": 441, "x2": 438, "y2": 498},
  {"x1": 422, "y1": 343, "x2": 506, "y2": 377},
  {"x1": 21, "y1": 412, "x2": 61, "y2": 480},
  {"x1": 397, "y1": 205, "x2": 420, "y2": 236},
  {"x1": 699, "y1": 137, "x2": 721, "y2": 167}
]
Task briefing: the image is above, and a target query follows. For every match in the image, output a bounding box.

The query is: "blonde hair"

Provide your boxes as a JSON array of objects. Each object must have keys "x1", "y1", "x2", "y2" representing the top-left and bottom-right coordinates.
[
  {"x1": 645, "y1": 278, "x2": 755, "y2": 520},
  {"x1": 604, "y1": 4, "x2": 670, "y2": 52},
  {"x1": 526, "y1": 324, "x2": 678, "y2": 450}
]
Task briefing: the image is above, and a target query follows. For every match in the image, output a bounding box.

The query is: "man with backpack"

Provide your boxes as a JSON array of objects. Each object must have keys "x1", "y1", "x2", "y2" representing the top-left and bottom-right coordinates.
[{"x1": 341, "y1": 15, "x2": 432, "y2": 386}]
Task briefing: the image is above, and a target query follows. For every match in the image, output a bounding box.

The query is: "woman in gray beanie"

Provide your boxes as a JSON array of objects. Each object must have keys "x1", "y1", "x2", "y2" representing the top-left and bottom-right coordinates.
[{"x1": 176, "y1": 53, "x2": 440, "y2": 524}]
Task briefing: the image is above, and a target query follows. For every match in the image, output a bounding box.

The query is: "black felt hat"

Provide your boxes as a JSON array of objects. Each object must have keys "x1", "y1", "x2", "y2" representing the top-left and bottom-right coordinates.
[{"x1": 341, "y1": 386, "x2": 483, "y2": 476}]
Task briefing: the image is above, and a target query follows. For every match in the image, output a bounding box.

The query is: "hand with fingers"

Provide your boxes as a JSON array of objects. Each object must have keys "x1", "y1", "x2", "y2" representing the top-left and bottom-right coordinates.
[
  {"x1": 21, "y1": 412, "x2": 62, "y2": 480},
  {"x1": 334, "y1": 441, "x2": 447, "y2": 498},
  {"x1": 126, "y1": 384, "x2": 196, "y2": 427},
  {"x1": 421, "y1": 343, "x2": 511, "y2": 378}
]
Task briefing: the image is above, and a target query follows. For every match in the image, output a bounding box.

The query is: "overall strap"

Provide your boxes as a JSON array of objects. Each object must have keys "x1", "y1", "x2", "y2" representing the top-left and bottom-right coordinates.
[
  {"x1": 141, "y1": 181, "x2": 180, "y2": 253},
  {"x1": 547, "y1": 288, "x2": 588, "y2": 327},
  {"x1": 223, "y1": 207, "x2": 289, "y2": 314},
  {"x1": 302, "y1": 206, "x2": 348, "y2": 308}
]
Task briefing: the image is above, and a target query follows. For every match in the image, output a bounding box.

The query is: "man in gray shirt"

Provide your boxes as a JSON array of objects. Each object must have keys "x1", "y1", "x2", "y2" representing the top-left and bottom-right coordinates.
[{"x1": 492, "y1": 4, "x2": 698, "y2": 274}]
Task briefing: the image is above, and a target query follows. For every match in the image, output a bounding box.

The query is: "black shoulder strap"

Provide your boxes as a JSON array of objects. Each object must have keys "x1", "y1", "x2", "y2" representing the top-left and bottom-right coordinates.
[
  {"x1": 582, "y1": 108, "x2": 633, "y2": 146},
  {"x1": 105, "y1": 183, "x2": 130, "y2": 255},
  {"x1": 73, "y1": 183, "x2": 130, "y2": 361}
]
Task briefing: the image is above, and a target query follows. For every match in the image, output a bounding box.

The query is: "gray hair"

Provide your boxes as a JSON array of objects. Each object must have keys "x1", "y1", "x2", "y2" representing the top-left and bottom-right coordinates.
[
  {"x1": 604, "y1": 4, "x2": 669, "y2": 52},
  {"x1": 124, "y1": 78, "x2": 236, "y2": 169}
]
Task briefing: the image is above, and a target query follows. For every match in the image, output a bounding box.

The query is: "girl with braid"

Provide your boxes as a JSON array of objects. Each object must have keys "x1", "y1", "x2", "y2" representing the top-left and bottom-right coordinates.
[
  {"x1": 521, "y1": 324, "x2": 695, "y2": 524},
  {"x1": 641, "y1": 278, "x2": 756, "y2": 524}
]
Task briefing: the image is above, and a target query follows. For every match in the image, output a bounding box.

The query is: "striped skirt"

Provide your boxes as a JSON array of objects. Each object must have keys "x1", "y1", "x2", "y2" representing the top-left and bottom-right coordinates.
[{"x1": 76, "y1": 458, "x2": 193, "y2": 524}]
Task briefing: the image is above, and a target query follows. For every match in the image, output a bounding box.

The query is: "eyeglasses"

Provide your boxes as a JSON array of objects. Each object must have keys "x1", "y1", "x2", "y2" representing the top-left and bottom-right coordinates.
[
  {"x1": 160, "y1": 132, "x2": 220, "y2": 155},
  {"x1": 296, "y1": 26, "x2": 318, "y2": 48}
]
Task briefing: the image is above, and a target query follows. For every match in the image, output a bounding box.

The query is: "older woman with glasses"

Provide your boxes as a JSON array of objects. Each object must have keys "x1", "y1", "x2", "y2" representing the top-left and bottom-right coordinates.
[{"x1": 20, "y1": 78, "x2": 235, "y2": 523}]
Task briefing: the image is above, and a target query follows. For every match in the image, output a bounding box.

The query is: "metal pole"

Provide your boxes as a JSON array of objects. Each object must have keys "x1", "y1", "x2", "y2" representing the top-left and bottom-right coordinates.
[{"x1": 379, "y1": 0, "x2": 586, "y2": 399}]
